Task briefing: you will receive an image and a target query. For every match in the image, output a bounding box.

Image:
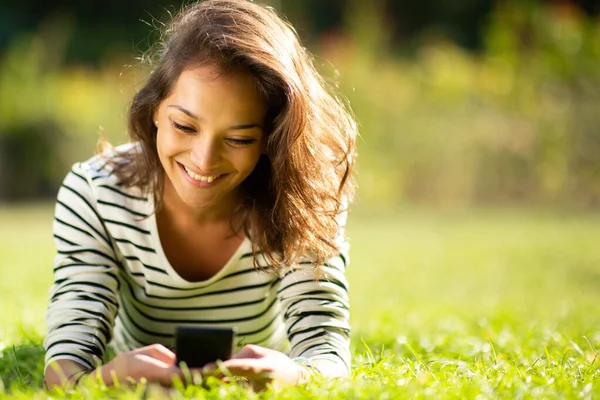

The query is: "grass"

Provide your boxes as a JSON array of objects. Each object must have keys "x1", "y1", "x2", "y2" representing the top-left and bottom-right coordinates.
[{"x1": 0, "y1": 203, "x2": 599, "y2": 398}]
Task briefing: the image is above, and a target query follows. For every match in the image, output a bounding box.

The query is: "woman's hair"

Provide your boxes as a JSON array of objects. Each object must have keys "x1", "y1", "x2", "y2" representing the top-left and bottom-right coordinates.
[{"x1": 111, "y1": 0, "x2": 357, "y2": 271}]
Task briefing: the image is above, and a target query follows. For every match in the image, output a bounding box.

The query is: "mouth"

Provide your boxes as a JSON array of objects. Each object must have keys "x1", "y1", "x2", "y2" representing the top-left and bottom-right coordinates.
[
  {"x1": 183, "y1": 166, "x2": 221, "y2": 182},
  {"x1": 177, "y1": 162, "x2": 226, "y2": 186}
]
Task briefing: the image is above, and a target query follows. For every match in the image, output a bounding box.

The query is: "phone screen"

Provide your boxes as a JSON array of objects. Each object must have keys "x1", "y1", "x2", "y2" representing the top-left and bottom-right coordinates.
[{"x1": 175, "y1": 326, "x2": 237, "y2": 368}]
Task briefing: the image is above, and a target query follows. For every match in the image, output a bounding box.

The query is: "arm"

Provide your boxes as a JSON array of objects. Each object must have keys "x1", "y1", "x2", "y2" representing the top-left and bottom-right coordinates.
[
  {"x1": 45, "y1": 359, "x2": 90, "y2": 387},
  {"x1": 277, "y1": 241, "x2": 351, "y2": 377},
  {"x1": 205, "y1": 246, "x2": 351, "y2": 388},
  {"x1": 277, "y1": 206, "x2": 351, "y2": 377},
  {"x1": 44, "y1": 163, "x2": 121, "y2": 385}
]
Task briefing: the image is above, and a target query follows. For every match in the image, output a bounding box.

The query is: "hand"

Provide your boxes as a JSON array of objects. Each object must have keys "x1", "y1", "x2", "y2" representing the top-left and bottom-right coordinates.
[
  {"x1": 203, "y1": 344, "x2": 311, "y2": 391},
  {"x1": 91, "y1": 344, "x2": 182, "y2": 387}
]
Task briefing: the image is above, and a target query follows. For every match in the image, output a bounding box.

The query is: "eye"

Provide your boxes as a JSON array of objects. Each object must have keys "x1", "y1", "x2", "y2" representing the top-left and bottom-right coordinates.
[
  {"x1": 227, "y1": 138, "x2": 257, "y2": 147},
  {"x1": 171, "y1": 120, "x2": 196, "y2": 134}
]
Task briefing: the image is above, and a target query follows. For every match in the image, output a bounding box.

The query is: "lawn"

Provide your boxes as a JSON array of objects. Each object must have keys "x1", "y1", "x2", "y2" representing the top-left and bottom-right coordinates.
[{"x1": 0, "y1": 204, "x2": 599, "y2": 398}]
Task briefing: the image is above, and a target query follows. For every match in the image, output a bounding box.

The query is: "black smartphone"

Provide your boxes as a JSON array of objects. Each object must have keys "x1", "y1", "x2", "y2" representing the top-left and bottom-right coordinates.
[{"x1": 175, "y1": 326, "x2": 237, "y2": 368}]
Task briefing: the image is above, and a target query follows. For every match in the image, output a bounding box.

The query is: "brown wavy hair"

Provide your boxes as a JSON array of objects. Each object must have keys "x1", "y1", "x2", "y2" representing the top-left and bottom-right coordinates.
[{"x1": 110, "y1": 0, "x2": 357, "y2": 271}]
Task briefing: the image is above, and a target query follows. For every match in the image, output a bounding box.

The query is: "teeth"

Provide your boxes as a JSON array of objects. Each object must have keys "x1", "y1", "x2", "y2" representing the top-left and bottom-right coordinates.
[{"x1": 184, "y1": 166, "x2": 220, "y2": 183}]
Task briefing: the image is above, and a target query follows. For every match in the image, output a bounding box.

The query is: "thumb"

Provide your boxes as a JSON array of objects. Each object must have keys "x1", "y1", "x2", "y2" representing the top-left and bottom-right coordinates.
[{"x1": 217, "y1": 358, "x2": 272, "y2": 380}]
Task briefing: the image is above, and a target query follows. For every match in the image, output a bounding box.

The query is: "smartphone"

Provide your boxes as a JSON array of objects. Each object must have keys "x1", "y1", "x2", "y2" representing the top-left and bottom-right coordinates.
[{"x1": 175, "y1": 326, "x2": 237, "y2": 368}]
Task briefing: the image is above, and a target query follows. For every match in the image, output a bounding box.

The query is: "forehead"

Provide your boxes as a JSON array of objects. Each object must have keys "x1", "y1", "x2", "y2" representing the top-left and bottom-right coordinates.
[{"x1": 165, "y1": 65, "x2": 266, "y2": 122}]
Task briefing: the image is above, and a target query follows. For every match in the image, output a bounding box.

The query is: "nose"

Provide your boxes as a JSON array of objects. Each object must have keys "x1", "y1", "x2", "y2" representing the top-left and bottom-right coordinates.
[{"x1": 189, "y1": 135, "x2": 222, "y2": 172}]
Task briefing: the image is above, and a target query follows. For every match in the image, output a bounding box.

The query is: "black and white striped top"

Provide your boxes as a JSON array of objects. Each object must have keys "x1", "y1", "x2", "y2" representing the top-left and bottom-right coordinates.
[{"x1": 44, "y1": 149, "x2": 351, "y2": 376}]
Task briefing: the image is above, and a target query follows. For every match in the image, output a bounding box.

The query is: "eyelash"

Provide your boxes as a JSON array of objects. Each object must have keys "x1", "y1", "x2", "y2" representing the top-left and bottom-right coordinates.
[
  {"x1": 171, "y1": 121, "x2": 195, "y2": 133},
  {"x1": 227, "y1": 138, "x2": 256, "y2": 146},
  {"x1": 171, "y1": 121, "x2": 256, "y2": 146}
]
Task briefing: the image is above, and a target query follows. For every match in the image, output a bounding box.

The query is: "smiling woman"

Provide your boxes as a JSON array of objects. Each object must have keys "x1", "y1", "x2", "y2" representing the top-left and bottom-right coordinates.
[
  {"x1": 43, "y1": 0, "x2": 357, "y2": 391},
  {"x1": 155, "y1": 67, "x2": 266, "y2": 219}
]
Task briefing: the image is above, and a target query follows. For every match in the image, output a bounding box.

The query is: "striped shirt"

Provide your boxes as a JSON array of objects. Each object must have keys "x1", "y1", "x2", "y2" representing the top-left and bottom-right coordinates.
[{"x1": 44, "y1": 150, "x2": 351, "y2": 376}]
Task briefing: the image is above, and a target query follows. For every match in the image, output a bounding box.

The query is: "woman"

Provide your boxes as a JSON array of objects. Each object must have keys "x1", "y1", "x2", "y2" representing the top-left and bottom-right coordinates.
[{"x1": 44, "y1": 0, "x2": 357, "y2": 389}]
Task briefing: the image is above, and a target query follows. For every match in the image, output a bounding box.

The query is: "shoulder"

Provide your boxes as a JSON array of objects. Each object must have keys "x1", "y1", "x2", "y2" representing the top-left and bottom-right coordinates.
[
  {"x1": 66, "y1": 143, "x2": 144, "y2": 197},
  {"x1": 58, "y1": 143, "x2": 151, "y2": 222},
  {"x1": 56, "y1": 143, "x2": 153, "y2": 237}
]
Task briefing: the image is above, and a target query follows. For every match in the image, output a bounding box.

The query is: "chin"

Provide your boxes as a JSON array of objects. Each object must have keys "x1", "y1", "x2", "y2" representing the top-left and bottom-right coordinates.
[{"x1": 181, "y1": 196, "x2": 217, "y2": 210}]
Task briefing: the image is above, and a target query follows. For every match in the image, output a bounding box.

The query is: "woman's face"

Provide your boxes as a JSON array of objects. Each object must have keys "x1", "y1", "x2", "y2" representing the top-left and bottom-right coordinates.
[{"x1": 154, "y1": 65, "x2": 266, "y2": 215}]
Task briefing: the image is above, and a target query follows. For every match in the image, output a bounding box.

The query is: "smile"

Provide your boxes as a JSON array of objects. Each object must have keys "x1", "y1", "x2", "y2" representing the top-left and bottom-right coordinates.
[{"x1": 183, "y1": 165, "x2": 221, "y2": 183}]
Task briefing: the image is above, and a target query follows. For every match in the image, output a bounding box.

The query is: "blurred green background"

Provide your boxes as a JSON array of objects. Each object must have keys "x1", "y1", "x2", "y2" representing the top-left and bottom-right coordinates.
[
  {"x1": 1, "y1": 0, "x2": 599, "y2": 208},
  {"x1": 1, "y1": 2, "x2": 600, "y2": 393}
]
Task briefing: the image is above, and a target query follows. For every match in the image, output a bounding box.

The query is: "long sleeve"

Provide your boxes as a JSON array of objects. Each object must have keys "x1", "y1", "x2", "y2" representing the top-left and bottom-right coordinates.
[
  {"x1": 277, "y1": 216, "x2": 351, "y2": 377},
  {"x1": 44, "y1": 163, "x2": 121, "y2": 372}
]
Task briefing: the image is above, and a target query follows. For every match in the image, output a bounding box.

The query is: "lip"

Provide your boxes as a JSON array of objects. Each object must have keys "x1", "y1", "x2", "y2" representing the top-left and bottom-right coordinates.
[{"x1": 177, "y1": 162, "x2": 226, "y2": 188}]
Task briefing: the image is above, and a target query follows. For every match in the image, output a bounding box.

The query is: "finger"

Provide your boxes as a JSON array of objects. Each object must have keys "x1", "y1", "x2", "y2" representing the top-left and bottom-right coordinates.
[
  {"x1": 199, "y1": 362, "x2": 238, "y2": 379},
  {"x1": 135, "y1": 344, "x2": 177, "y2": 366},
  {"x1": 136, "y1": 354, "x2": 183, "y2": 387},
  {"x1": 233, "y1": 344, "x2": 265, "y2": 359}
]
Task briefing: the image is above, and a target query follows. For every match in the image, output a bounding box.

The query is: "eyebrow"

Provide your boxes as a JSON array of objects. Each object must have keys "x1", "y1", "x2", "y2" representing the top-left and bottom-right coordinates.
[{"x1": 167, "y1": 104, "x2": 263, "y2": 131}]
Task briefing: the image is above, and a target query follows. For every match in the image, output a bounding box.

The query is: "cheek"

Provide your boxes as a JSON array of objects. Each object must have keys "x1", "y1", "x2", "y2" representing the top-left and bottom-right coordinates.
[
  {"x1": 155, "y1": 133, "x2": 179, "y2": 174},
  {"x1": 156, "y1": 131, "x2": 165, "y2": 152},
  {"x1": 156, "y1": 131, "x2": 179, "y2": 157}
]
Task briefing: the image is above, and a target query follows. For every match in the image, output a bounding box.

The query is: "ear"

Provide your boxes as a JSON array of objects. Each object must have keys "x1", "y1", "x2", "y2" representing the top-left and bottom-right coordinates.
[{"x1": 152, "y1": 109, "x2": 159, "y2": 127}]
